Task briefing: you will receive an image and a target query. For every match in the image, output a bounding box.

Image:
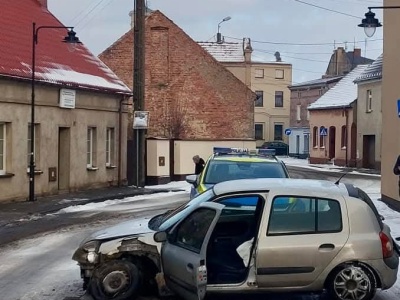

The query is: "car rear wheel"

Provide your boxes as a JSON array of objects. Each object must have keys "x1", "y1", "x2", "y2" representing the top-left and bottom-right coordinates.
[
  {"x1": 326, "y1": 264, "x2": 377, "y2": 300},
  {"x1": 89, "y1": 260, "x2": 142, "y2": 300}
]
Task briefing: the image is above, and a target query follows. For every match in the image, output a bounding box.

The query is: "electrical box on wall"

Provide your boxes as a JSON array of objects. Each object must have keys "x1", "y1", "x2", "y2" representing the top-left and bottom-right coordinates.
[
  {"x1": 159, "y1": 156, "x2": 165, "y2": 167},
  {"x1": 49, "y1": 167, "x2": 57, "y2": 182}
]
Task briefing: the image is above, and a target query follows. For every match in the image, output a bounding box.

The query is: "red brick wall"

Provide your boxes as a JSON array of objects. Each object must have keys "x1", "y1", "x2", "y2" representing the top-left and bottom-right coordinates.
[{"x1": 99, "y1": 11, "x2": 255, "y2": 140}]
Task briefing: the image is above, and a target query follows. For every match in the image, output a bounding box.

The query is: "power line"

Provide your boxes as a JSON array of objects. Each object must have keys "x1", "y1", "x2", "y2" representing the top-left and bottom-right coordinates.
[
  {"x1": 78, "y1": 0, "x2": 115, "y2": 31},
  {"x1": 74, "y1": 0, "x2": 108, "y2": 27},
  {"x1": 68, "y1": 0, "x2": 99, "y2": 24},
  {"x1": 293, "y1": 0, "x2": 360, "y2": 19},
  {"x1": 225, "y1": 36, "x2": 382, "y2": 46}
]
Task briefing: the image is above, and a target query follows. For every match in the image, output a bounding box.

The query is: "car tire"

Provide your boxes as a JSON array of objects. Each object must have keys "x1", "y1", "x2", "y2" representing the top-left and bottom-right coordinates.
[
  {"x1": 89, "y1": 260, "x2": 142, "y2": 300},
  {"x1": 326, "y1": 264, "x2": 377, "y2": 300}
]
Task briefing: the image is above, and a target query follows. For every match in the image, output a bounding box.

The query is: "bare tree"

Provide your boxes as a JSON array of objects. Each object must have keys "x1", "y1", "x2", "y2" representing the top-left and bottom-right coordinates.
[{"x1": 161, "y1": 98, "x2": 188, "y2": 139}]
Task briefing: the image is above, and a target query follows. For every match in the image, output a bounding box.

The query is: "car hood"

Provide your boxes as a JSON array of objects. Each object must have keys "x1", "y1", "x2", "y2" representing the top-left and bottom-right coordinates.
[{"x1": 82, "y1": 217, "x2": 154, "y2": 245}]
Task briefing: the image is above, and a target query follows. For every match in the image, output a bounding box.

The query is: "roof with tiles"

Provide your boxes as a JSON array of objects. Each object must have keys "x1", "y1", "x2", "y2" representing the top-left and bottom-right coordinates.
[
  {"x1": 0, "y1": 0, "x2": 131, "y2": 94},
  {"x1": 308, "y1": 64, "x2": 369, "y2": 110},
  {"x1": 198, "y1": 42, "x2": 245, "y2": 62},
  {"x1": 354, "y1": 54, "x2": 383, "y2": 84},
  {"x1": 289, "y1": 75, "x2": 343, "y2": 89}
]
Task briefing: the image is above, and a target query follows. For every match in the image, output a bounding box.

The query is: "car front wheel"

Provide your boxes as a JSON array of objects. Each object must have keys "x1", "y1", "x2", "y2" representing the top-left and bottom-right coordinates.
[
  {"x1": 326, "y1": 264, "x2": 377, "y2": 300},
  {"x1": 89, "y1": 260, "x2": 142, "y2": 300}
]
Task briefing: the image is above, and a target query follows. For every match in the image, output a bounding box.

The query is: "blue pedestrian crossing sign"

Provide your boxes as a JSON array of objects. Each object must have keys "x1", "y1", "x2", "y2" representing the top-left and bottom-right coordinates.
[
  {"x1": 320, "y1": 126, "x2": 328, "y2": 136},
  {"x1": 285, "y1": 129, "x2": 292, "y2": 136}
]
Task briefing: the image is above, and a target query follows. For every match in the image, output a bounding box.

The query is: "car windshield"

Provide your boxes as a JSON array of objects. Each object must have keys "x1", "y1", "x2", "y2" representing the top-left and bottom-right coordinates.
[
  {"x1": 156, "y1": 189, "x2": 215, "y2": 232},
  {"x1": 204, "y1": 159, "x2": 287, "y2": 184}
]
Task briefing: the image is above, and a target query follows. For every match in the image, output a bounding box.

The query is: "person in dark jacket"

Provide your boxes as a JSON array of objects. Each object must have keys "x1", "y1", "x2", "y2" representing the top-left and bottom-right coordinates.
[
  {"x1": 393, "y1": 155, "x2": 400, "y2": 197},
  {"x1": 193, "y1": 155, "x2": 205, "y2": 175}
]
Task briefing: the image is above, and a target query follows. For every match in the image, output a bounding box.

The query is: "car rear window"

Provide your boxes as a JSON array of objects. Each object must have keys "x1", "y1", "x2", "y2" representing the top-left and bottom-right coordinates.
[{"x1": 204, "y1": 160, "x2": 288, "y2": 184}]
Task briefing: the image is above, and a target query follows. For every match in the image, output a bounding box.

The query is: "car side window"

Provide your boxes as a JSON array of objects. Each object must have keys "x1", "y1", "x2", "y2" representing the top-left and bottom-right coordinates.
[
  {"x1": 268, "y1": 196, "x2": 342, "y2": 236},
  {"x1": 172, "y1": 208, "x2": 216, "y2": 253}
]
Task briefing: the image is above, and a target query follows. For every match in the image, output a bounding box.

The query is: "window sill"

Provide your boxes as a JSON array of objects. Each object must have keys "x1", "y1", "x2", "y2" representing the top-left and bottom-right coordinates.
[
  {"x1": 87, "y1": 167, "x2": 99, "y2": 171},
  {"x1": 0, "y1": 173, "x2": 15, "y2": 178},
  {"x1": 341, "y1": 147, "x2": 347, "y2": 150},
  {"x1": 366, "y1": 110, "x2": 373, "y2": 113},
  {"x1": 106, "y1": 165, "x2": 117, "y2": 169},
  {"x1": 26, "y1": 170, "x2": 44, "y2": 175}
]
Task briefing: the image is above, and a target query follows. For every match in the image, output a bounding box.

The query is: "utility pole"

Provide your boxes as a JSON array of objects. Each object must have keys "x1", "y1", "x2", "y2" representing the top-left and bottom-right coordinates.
[{"x1": 130, "y1": 0, "x2": 146, "y2": 187}]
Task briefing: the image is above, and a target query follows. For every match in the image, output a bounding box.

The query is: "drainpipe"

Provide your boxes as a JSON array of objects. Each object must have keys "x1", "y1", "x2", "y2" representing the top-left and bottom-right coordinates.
[
  {"x1": 345, "y1": 107, "x2": 349, "y2": 167},
  {"x1": 118, "y1": 96, "x2": 130, "y2": 187}
]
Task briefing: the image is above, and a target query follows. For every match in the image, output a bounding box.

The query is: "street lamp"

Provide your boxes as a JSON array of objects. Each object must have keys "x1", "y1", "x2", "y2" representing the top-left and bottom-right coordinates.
[
  {"x1": 217, "y1": 16, "x2": 232, "y2": 43},
  {"x1": 28, "y1": 22, "x2": 81, "y2": 202},
  {"x1": 359, "y1": 6, "x2": 400, "y2": 37}
]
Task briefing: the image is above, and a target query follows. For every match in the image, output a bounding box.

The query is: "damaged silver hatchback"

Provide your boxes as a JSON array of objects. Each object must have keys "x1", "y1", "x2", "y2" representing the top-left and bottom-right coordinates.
[{"x1": 72, "y1": 178, "x2": 399, "y2": 300}]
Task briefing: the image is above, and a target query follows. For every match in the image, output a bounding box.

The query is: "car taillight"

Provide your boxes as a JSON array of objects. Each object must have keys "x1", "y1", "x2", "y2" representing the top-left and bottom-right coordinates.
[{"x1": 380, "y1": 232, "x2": 394, "y2": 258}]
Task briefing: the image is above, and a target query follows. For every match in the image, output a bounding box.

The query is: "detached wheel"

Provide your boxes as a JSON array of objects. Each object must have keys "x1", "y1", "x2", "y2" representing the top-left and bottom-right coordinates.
[
  {"x1": 326, "y1": 264, "x2": 376, "y2": 300},
  {"x1": 89, "y1": 260, "x2": 142, "y2": 300}
]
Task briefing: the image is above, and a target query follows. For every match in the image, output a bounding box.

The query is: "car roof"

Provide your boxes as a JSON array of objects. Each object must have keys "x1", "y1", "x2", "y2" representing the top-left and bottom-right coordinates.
[{"x1": 212, "y1": 178, "x2": 349, "y2": 197}]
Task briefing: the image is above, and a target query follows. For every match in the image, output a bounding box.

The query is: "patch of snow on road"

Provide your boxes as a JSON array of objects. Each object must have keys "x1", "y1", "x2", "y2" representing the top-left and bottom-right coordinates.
[
  {"x1": 146, "y1": 180, "x2": 192, "y2": 192},
  {"x1": 54, "y1": 190, "x2": 188, "y2": 214}
]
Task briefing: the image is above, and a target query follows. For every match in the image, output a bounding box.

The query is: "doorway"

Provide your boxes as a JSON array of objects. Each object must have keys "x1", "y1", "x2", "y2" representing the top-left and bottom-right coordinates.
[
  {"x1": 296, "y1": 135, "x2": 300, "y2": 156},
  {"x1": 329, "y1": 126, "x2": 336, "y2": 159},
  {"x1": 58, "y1": 127, "x2": 71, "y2": 191},
  {"x1": 304, "y1": 134, "x2": 310, "y2": 156},
  {"x1": 363, "y1": 135, "x2": 376, "y2": 169}
]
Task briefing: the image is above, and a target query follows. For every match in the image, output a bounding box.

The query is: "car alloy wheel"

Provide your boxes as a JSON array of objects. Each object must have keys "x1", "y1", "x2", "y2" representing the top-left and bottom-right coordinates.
[
  {"x1": 329, "y1": 265, "x2": 376, "y2": 300},
  {"x1": 89, "y1": 260, "x2": 142, "y2": 300}
]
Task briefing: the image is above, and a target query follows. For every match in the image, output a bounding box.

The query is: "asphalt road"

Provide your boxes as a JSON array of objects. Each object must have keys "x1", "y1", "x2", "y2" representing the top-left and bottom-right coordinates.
[{"x1": 0, "y1": 166, "x2": 391, "y2": 300}]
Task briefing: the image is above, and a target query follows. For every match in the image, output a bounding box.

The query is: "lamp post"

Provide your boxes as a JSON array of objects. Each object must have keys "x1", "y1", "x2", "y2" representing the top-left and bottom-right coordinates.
[
  {"x1": 217, "y1": 16, "x2": 232, "y2": 43},
  {"x1": 359, "y1": 6, "x2": 400, "y2": 37},
  {"x1": 28, "y1": 23, "x2": 81, "y2": 202}
]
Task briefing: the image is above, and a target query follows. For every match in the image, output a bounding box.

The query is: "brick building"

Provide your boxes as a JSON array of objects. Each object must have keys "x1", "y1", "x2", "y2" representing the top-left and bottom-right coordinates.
[{"x1": 99, "y1": 10, "x2": 255, "y2": 141}]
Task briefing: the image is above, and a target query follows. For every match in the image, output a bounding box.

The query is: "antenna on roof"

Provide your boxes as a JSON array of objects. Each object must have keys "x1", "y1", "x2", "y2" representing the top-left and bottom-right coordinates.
[{"x1": 334, "y1": 172, "x2": 349, "y2": 185}]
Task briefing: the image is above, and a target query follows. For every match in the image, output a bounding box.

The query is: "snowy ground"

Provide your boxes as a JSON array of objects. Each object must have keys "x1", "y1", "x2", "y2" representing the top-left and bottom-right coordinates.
[{"x1": 0, "y1": 162, "x2": 399, "y2": 300}]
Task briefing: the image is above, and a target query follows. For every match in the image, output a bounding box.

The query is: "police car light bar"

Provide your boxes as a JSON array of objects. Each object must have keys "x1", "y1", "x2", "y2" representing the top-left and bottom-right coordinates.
[
  {"x1": 213, "y1": 147, "x2": 249, "y2": 155},
  {"x1": 258, "y1": 149, "x2": 276, "y2": 156}
]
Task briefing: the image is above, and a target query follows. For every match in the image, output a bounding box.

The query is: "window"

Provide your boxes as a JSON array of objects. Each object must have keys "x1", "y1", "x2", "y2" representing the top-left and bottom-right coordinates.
[
  {"x1": 27, "y1": 124, "x2": 39, "y2": 168},
  {"x1": 275, "y1": 69, "x2": 284, "y2": 79},
  {"x1": 296, "y1": 105, "x2": 301, "y2": 121},
  {"x1": 87, "y1": 127, "x2": 97, "y2": 168},
  {"x1": 312, "y1": 126, "x2": 318, "y2": 148},
  {"x1": 366, "y1": 89, "x2": 372, "y2": 112},
  {"x1": 275, "y1": 91, "x2": 284, "y2": 107},
  {"x1": 274, "y1": 124, "x2": 283, "y2": 141},
  {"x1": 255, "y1": 91, "x2": 264, "y2": 107},
  {"x1": 255, "y1": 123, "x2": 264, "y2": 140},
  {"x1": 319, "y1": 127, "x2": 325, "y2": 148},
  {"x1": 174, "y1": 208, "x2": 216, "y2": 253},
  {"x1": 267, "y1": 196, "x2": 342, "y2": 235},
  {"x1": 319, "y1": 89, "x2": 323, "y2": 96},
  {"x1": 255, "y1": 68, "x2": 264, "y2": 78},
  {"x1": 297, "y1": 91, "x2": 302, "y2": 98},
  {"x1": 0, "y1": 123, "x2": 5, "y2": 175},
  {"x1": 341, "y1": 125, "x2": 347, "y2": 149},
  {"x1": 106, "y1": 128, "x2": 115, "y2": 167}
]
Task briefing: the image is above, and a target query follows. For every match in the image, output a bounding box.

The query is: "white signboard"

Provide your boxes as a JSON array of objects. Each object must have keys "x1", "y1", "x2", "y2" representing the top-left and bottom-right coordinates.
[
  {"x1": 59, "y1": 89, "x2": 76, "y2": 109},
  {"x1": 133, "y1": 111, "x2": 149, "y2": 129}
]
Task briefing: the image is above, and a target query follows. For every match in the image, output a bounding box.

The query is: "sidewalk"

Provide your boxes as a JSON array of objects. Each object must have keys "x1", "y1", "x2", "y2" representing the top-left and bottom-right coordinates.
[{"x1": 0, "y1": 185, "x2": 185, "y2": 228}]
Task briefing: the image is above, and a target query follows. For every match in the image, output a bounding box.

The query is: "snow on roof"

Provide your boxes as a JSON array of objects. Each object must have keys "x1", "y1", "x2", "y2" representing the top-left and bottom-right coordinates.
[
  {"x1": 198, "y1": 42, "x2": 244, "y2": 62},
  {"x1": 0, "y1": 0, "x2": 131, "y2": 94},
  {"x1": 290, "y1": 76, "x2": 343, "y2": 89},
  {"x1": 308, "y1": 65, "x2": 369, "y2": 110},
  {"x1": 354, "y1": 54, "x2": 383, "y2": 83}
]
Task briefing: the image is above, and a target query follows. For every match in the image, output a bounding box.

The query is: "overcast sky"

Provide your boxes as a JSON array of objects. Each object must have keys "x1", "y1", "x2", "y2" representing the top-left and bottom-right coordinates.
[{"x1": 48, "y1": 0, "x2": 383, "y2": 83}]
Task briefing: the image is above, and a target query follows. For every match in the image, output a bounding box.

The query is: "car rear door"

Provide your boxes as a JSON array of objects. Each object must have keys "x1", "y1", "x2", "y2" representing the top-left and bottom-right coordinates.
[
  {"x1": 255, "y1": 194, "x2": 349, "y2": 287},
  {"x1": 160, "y1": 202, "x2": 224, "y2": 300}
]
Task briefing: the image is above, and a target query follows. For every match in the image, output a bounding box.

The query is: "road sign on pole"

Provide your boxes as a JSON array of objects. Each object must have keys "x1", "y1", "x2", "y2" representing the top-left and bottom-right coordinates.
[
  {"x1": 285, "y1": 128, "x2": 292, "y2": 136},
  {"x1": 319, "y1": 126, "x2": 328, "y2": 136}
]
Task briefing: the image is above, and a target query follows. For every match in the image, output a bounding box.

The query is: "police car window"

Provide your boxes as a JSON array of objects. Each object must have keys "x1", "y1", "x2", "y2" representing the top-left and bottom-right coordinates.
[
  {"x1": 268, "y1": 197, "x2": 342, "y2": 235},
  {"x1": 173, "y1": 207, "x2": 216, "y2": 253}
]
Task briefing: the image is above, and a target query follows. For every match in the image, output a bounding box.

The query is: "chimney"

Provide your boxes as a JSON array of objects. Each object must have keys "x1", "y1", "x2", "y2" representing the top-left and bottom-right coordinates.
[
  {"x1": 353, "y1": 48, "x2": 361, "y2": 57},
  {"x1": 37, "y1": 0, "x2": 47, "y2": 8},
  {"x1": 243, "y1": 38, "x2": 252, "y2": 63},
  {"x1": 129, "y1": 6, "x2": 154, "y2": 28}
]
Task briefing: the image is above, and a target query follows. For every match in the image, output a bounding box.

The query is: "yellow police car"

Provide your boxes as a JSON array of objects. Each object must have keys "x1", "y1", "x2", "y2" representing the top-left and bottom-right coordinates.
[{"x1": 186, "y1": 147, "x2": 290, "y2": 199}]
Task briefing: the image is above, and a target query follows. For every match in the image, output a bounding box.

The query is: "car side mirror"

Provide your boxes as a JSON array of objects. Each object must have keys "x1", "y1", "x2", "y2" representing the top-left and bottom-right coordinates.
[
  {"x1": 186, "y1": 175, "x2": 198, "y2": 187},
  {"x1": 154, "y1": 231, "x2": 167, "y2": 243}
]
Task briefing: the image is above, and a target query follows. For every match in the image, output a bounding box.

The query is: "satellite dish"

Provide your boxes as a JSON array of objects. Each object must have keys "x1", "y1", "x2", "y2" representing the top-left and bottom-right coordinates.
[{"x1": 274, "y1": 51, "x2": 282, "y2": 62}]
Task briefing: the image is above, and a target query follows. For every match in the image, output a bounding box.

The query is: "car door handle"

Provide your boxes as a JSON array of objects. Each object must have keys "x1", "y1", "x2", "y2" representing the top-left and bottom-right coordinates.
[
  {"x1": 319, "y1": 243, "x2": 335, "y2": 251},
  {"x1": 187, "y1": 263, "x2": 194, "y2": 272}
]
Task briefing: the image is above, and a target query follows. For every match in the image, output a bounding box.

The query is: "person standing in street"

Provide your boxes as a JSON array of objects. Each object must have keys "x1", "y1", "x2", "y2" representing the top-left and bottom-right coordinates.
[
  {"x1": 193, "y1": 155, "x2": 205, "y2": 175},
  {"x1": 393, "y1": 155, "x2": 400, "y2": 197}
]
